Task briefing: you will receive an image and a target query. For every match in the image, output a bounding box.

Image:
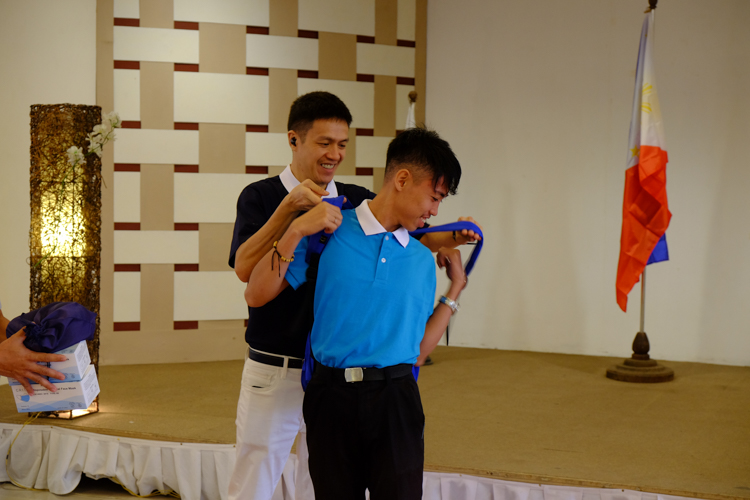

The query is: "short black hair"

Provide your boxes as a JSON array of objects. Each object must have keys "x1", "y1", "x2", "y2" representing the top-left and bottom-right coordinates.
[
  {"x1": 385, "y1": 127, "x2": 461, "y2": 196},
  {"x1": 287, "y1": 91, "x2": 353, "y2": 139}
]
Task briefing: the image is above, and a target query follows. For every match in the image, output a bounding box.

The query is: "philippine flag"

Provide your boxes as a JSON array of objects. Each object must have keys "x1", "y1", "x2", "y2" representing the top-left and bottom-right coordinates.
[{"x1": 616, "y1": 11, "x2": 671, "y2": 312}]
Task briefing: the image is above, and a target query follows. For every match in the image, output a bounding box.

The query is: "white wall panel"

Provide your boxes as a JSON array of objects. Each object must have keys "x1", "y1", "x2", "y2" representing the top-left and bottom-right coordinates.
[
  {"x1": 174, "y1": 173, "x2": 266, "y2": 223},
  {"x1": 245, "y1": 132, "x2": 292, "y2": 166},
  {"x1": 114, "y1": 69, "x2": 140, "y2": 121},
  {"x1": 113, "y1": 0, "x2": 139, "y2": 19},
  {"x1": 113, "y1": 26, "x2": 199, "y2": 63},
  {"x1": 114, "y1": 172, "x2": 140, "y2": 222},
  {"x1": 396, "y1": 84, "x2": 415, "y2": 129},
  {"x1": 174, "y1": 0, "x2": 269, "y2": 27},
  {"x1": 113, "y1": 272, "x2": 140, "y2": 322},
  {"x1": 397, "y1": 0, "x2": 416, "y2": 41},
  {"x1": 114, "y1": 129, "x2": 199, "y2": 164},
  {"x1": 114, "y1": 231, "x2": 199, "y2": 264},
  {"x1": 335, "y1": 175, "x2": 373, "y2": 193},
  {"x1": 299, "y1": 0, "x2": 375, "y2": 36},
  {"x1": 246, "y1": 35, "x2": 318, "y2": 71},
  {"x1": 174, "y1": 73, "x2": 269, "y2": 125},
  {"x1": 357, "y1": 43, "x2": 415, "y2": 78},
  {"x1": 174, "y1": 271, "x2": 248, "y2": 320},
  {"x1": 297, "y1": 79, "x2": 374, "y2": 129},
  {"x1": 355, "y1": 136, "x2": 391, "y2": 168}
]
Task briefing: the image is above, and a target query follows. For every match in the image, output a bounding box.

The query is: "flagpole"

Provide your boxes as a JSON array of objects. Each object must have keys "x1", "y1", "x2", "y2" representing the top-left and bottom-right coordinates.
[{"x1": 640, "y1": 267, "x2": 646, "y2": 333}]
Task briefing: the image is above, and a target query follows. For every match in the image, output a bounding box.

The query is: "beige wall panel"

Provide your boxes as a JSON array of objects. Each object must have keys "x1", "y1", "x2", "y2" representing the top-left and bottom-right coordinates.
[
  {"x1": 297, "y1": 79, "x2": 374, "y2": 129},
  {"x1": 337, "y1": 134, "x2": 355, "y2": 175},
  {"x1": 140, "y1": 164, "x2": 174, "y2": 231},
  {"x1": 319, "y1": 33, "x2": 357, "y2": 81},
  {"x1": 268, "y1": 166, "x2": 286, "y2": 177},
  {"x1": 372, "y1": 166, "x2": 385, "y2": 193},
  {"x1": 114, "y1": 69, "x2": 139, "y2": 121},
  {"x1": 100, "y1": 328, "x2": 246, "y2": 364},
  {"x1": 174, "y1": 73, "x2": 269, "y2": 125},
  {"x1": 269, "y1": 68, "x2": 298, "y2": 133},
  {"x1": 115, "y1": 129, "x2": 199, "y2": 164},
  {"x1": 357, "y1": 43, "x2": 415, "y2": 78},
  {"x1": 246, "y1": 132, "x2": 292, "y2": 166},
  {"x1": 374, "y1": 75, "x2": 396, "y2": 137},
  {"x1": 174, "y1": 0, "x2": 269, "y2": 27},
  {"x1": 200, "y1": 123, "x2": 246, "y2": 174},
  {"x1": 140, "y1": 61, "x2": 174, "y2": 130},
  {"x1": 140, "y1": 264, "x2": 174, "y2": 331},
  {"x1": 114, "y1": 171, "x2": 140, "y2": 223},
  {"x1": 114, "y1": 0, "x2": 139, "y2": 19},
  {"x1": 397, "y1": 0, "x2": 416, "y2": 41},
  {"x1": 376, "y1": 0, "x2": 398, "y2": 45},
  {"x1": 355, "y1": 135, "x2": 391, "y2": 168},
  {"x1": 299, "y1": 0, "x2": 375, "y2": 36},
  {"x1": 199, "y1": 223, "x2": 235, "y2": 272},
  {"x1": 396, "y1": 83, "x2": 415, "y2": 129},
  {"x1": 335, "y1": 175, "x2": 373, "y2": 193},
  {"x1": 247, "y1": 35, "x2": 318, "y2": 71},
  {"x1": 200, "y1": 23, "x2": 246, "y2": 75},
  {"x1": 174, "y1": 173, "x2": 267, "y2": 223},
  {"x1": 269, "y1": 0, "x2": 298, "y2": 37},
  {"x1": 415, "y1": 0, "x2": 426, "y2": 124},
  {"x1": 113, "y1": 272, "x2": 140, "y2": 322},
  {"x1": 115, "y1": 231, "x2": 199, "y2": 264},
  {"x1": 174, "y1": 271, "x2": 248, "y2": 320},
  {"x1": 114, "y1": 27, "x2": 199, "y2": 64},
  {"x1": 199, "y1": 319, "x2": 245, "y2": 330},
  {"x1": 140, "y1": 0, "x2": 172, "y2": 29}
]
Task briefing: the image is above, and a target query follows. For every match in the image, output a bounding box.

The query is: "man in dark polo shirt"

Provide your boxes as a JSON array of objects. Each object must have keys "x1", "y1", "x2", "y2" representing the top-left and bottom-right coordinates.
[{"x1": 227, "y1": 92, "x2": 479, "y2": 500}]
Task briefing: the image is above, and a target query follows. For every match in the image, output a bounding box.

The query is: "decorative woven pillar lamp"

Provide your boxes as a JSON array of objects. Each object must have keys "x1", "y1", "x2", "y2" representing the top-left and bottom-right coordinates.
[{"x1": 29, "y1": 104, "x2": 103, "y2": 418}]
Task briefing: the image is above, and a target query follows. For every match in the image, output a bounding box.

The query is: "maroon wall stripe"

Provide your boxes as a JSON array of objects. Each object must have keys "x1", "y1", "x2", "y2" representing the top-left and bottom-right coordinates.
[
  {"x1": 397, "y1": 77, "x2": 416, "y2": 86},
  {"x1": 356, "y1": 168, "x2": 374, "y2": 176},
  {"x1": 357, "y1": 74, "x2": 375, "y2": 82},
  {"x1": 114, "y1": 264, "x2": 141, "y2": 272},
  {"x1": 246, "y1": 125, "x2": 269, "y2": 133},
  {"x1": 357, "y1": 35, "x2": 375, "y2": 44},
  {"x1": 115, "y1": 164, "x2": 141, "y2": 172},
  {"x1": 298, "y1": 70, "x2": 318, "y2": 79},
  {"x1": 114, "y1": 18, "x2": 139, "y2": 27},
  {"x1": 121, "y1": 121, "x2": 141, "y2": 129},
  {"x1": 397, "y1": 40, "x2": 416, "y2": 48},
  {"x1": 175, "y1": 264, "x2": 199, "y2": 272},
  {"x1": 298, "y1": 30, "x2": 318, "y2": 39},
  {"x1": 174, "y1": 321, "x2": 199, "y2": 330},
  {"x1": 244, "y1": 319, "x2": 248, "y2": 327},
  {"x1": 175, "y1": 63, "x2": 199, "y2": 72},
  {"x1": 174, "y1": 21, "x2": 199, "y2": 30},
  {"x1": 175, "y1": 122, "x2": 199, "y2": 130},
  {"x1": 356, "y1": 128, "x2": 374, "y2": 136},
  {"x1": 175, "y1": 165, "x2": 199, "y2": 173},
  {"x1": 247, "y1": 26, "x2": 270, "y2": 35},
  {"x1": 246, "y1": 67, "x2": 270, "y2": 76},
  {"x1": 114, "y1": 61, "x2": 140, "y2": 70},
  {"x1": 114, "y1": 322, "x2": 140, "y2": 331},
  {"x1": 246, "y1": 166, "x2": 269, "y2": 174},
  {"x1": 174, "y1": 223, "x2": 199, "y2": 231},
  {"x1": 115, "y1": 223, "x2": 141, "y2": 230}
]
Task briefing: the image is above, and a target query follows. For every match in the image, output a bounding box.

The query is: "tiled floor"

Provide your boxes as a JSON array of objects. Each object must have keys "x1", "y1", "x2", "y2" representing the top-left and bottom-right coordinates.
[{"x1": 0, "y1": 476, "x2": 173, "y2": 499}]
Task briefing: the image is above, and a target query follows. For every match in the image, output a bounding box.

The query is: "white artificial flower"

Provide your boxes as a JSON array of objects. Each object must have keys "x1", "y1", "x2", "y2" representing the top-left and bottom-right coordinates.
[
  {"x1": 105, "y1": 111, "x2": 122, "y2": 128},
  {"x1": 66, "y1": 146, "x2": 86, "y2": 166}
]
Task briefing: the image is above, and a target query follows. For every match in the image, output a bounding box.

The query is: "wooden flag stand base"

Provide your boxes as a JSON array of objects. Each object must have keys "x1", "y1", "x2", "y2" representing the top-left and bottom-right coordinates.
[{"x1": 607, "y1": 331, "x2": 674, "y2": 383}]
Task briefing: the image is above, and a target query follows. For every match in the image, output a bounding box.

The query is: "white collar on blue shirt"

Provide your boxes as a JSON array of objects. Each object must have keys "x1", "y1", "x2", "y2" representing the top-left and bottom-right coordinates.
[
  {"x1": 355, "y1": 200, "x2": 410, "y2": 248},
  {"x1": 279, "y1": 165, "x2": 339, "y2": 198}
]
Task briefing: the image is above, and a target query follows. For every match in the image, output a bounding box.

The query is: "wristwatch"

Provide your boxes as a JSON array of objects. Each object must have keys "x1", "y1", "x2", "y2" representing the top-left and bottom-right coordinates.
[{"x1": 439, "y1": 295, "x2": 460, "y2": 315}]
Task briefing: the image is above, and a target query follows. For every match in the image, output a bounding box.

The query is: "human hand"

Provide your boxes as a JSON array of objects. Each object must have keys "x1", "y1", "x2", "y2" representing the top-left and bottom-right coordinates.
[
  {"x1": 290, "y1": 199, "x2": 345, "y2": 237},
  {"x1": 453, "y1": 216, "x2": 483, "y2": 244},
  {"x1": 0, "y1": 329, "x2": 67, "y2": 395},
  {"x1": 436, "y1": 247, "x2": 467, "y2": 293},
  {"x1": 286, "y1": 179, "x2": 329, "y2": 212}
]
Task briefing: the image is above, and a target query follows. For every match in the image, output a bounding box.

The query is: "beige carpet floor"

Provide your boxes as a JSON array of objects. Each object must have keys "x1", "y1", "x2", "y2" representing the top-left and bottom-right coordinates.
[{"x1": 1, "y1": 346, "x2": 748, "y2": 500}]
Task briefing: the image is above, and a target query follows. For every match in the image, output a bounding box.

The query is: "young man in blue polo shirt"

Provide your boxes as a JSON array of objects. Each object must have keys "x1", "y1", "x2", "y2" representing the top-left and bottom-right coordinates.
[{"x1": 245, "y1": 127, "x2": 467, "y2": 498}]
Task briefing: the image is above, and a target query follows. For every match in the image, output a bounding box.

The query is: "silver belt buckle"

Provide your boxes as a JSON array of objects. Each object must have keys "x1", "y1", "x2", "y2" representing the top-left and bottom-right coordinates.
[{"x1": 344, "y1": 367, "x2": 364, "y2": 383}]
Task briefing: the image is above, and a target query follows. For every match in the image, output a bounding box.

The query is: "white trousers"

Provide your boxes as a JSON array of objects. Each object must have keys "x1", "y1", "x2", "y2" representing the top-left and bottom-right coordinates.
[{"x1": 227, "y1": 357, "x2": 314, "y2": 500}]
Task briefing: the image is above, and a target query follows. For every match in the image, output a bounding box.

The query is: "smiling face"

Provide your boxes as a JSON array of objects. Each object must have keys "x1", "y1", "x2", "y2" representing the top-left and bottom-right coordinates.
[
  {"x1": 290, "y1": 119, "x2": 349, "y2": 188},
  {"x1": 396, "y1": 171, "x2": 449, "y2": 232}
]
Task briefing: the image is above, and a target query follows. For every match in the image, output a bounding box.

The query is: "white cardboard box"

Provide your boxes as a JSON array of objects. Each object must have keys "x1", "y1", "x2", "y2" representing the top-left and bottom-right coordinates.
[
  {"x1": 10, "y1": 364, "x2": 99, "y2": 413},
  {"x1": 9, "y1": 340, "x2": 90, "y2": 384}
]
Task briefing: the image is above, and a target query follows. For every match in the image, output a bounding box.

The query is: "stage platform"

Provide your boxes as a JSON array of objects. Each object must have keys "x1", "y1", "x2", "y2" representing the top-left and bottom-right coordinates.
[{"x1": 0, "y1": 346, "x2": 748, "y2": 500}]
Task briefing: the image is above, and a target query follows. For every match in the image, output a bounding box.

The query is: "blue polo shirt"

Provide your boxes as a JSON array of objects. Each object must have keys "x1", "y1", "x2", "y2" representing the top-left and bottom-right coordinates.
[{"x1": 285, "y1": 200, "x2": 436, "y2": 369}]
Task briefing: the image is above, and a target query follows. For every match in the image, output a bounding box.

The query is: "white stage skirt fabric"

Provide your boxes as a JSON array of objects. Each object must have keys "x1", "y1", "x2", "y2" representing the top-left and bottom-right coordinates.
[{"x1": 0, "y1": 424, "x2": 701, "y2": 500}]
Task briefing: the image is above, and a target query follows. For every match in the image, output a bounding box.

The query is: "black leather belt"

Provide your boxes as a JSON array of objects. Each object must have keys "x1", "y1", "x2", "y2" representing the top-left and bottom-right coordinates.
[
  {"x1": 248, "y1": 349, "x2": 304, "y2": 369},
  {"x1": 314, "y1": 362, "x2": 413, "y2": 383}
]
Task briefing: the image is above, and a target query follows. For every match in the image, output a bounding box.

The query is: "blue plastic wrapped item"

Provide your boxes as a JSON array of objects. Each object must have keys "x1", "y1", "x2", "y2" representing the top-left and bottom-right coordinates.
[{"x1": 6, "y1": 302, "x2": 96, "y2": 353}]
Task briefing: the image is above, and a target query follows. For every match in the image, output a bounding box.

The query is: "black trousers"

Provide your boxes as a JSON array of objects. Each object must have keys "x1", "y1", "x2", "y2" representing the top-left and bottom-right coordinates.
[{"x1": 302, "y1": 367, "x2": 425, "y2": 499}]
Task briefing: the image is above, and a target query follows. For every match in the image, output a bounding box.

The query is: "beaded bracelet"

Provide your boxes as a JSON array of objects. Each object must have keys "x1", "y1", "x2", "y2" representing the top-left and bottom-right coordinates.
[{"x1": 271, "y1": 240, "x2": 294, "y2": 277}]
